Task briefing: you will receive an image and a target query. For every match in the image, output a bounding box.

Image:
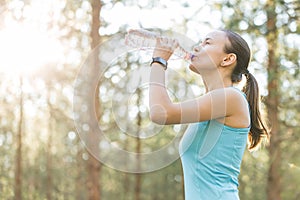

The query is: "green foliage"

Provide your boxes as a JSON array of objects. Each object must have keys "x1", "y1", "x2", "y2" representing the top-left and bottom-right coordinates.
[
  {"x1": 239, "y1": 150, "x2": 269, "y2": 200},
  {"x1": 0, "y1": 0, "x2": 299, "y2": 199}
]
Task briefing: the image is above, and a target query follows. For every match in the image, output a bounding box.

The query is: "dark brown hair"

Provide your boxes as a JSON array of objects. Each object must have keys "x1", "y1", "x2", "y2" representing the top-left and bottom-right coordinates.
[{"x1": 223, "y1": 30, "x2": 270, "y2": 150}]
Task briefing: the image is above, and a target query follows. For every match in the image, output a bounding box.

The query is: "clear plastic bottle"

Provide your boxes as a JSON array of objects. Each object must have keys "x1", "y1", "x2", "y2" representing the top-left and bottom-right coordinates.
[{"x1": 125, "y1": 29, "x2": 193, "y2": 61}]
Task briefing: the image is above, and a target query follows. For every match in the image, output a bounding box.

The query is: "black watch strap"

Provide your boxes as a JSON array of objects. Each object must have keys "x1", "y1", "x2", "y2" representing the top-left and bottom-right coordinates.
[{"x1": 150, "y1": 57, "x2": 168, "y2": 70}]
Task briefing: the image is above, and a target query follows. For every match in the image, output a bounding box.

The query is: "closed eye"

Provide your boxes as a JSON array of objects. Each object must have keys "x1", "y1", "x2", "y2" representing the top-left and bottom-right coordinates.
[
  {"x1": 203, "y1": 38, "x2": 211, "y2": 45},
  {"x1": 202, "y1": 37, "x2": 212, "y2": 46}
]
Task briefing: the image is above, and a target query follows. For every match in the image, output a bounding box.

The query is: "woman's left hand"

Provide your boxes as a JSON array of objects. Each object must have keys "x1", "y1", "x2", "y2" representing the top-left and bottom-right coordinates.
[{"x1": 153, "y1": 37, "x2": 179, "y2": 61}]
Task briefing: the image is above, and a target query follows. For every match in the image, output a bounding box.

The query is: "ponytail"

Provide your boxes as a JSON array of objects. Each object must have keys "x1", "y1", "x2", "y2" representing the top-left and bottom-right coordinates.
[{"x1": 242, "y1": 73, "x2": 270, "y2": 150}]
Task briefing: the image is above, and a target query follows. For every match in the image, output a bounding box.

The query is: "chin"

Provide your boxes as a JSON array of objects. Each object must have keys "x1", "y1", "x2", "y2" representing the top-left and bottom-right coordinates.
[{"x1": 189, "y1": 64, "x2": 201, "y2": 74}]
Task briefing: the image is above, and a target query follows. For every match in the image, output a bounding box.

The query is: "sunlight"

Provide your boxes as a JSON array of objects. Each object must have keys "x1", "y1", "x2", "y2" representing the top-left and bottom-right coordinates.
[{"x1": 0, "y1": 23, "x2": 63, "y2": 75}]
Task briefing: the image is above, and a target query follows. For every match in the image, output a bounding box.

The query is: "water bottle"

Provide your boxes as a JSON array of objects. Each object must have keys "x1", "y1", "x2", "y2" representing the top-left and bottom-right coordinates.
[{"x1": 125, "y1": 29, "x2": 193, "y2": 61}]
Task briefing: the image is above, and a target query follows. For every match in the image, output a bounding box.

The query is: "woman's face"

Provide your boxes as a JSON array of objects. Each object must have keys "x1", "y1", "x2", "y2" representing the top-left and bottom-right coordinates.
[{"x1": 189, "y1": 30, "x2": 229, "y2": 74}]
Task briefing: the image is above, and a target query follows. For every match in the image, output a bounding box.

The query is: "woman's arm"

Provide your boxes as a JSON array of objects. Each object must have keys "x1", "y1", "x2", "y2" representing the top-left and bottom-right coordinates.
[
  {"x1": 148, "y1": 37, "x2": 178, "y2": 124},
  {"x1": 149, "y1": 76, "x2": 248, "y2": 125},
  {"x1": 149, "y1": 63, "x2": 173, "y2": 124},
  {"x1": 149, "y1": 73, "x2": 234, "y2": 125}
]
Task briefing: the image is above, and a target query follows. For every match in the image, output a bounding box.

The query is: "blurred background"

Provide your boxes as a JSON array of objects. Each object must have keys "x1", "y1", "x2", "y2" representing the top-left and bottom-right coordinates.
[{"x1": 0, "y1": 0, "x2": 299, "y2": 199}]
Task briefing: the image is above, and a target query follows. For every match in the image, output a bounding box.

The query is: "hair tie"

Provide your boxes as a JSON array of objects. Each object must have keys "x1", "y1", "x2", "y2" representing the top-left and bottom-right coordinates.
[{"x1": 244, "y1": 69, "x2": 250, "y2": 75}]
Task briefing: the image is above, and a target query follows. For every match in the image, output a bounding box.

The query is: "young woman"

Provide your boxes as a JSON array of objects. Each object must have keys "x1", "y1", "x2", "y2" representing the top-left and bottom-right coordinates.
[{"x1": 149, "y1": 30, "x2": 270, "y2": 199}]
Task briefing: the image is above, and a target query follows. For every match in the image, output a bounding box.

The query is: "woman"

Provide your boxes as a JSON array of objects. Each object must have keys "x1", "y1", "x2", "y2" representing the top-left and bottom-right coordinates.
[{"x1": 149, "y1": 30, "x2": 270, "y2": 199}]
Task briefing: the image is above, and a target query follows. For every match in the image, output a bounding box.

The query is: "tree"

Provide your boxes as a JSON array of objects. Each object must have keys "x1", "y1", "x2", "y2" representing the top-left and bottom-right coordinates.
[
  {"x1": 14, "y1": 77, "x2": 23, "y2": 200},
  {"x1": 265, "y1": 1, "x2": 281, "y2": 199},
  {"x1": 86, "y1": 0, "x2": 102, "y2": 199},
  {"x1": 135, "y1": 88, "x2": 142, "y2": 200}
]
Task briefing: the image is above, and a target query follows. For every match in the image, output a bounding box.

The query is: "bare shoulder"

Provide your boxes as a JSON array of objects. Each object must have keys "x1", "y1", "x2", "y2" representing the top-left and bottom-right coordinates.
[
  {"x1": 206, "y1": 87, "x2": 246, "y2": 101},
  {"x1": 223, "y1": 87, "x2": 250, "y2": 128},
  {"x1": 226, "y1": 87, "x2": 248, "y2": 105}
]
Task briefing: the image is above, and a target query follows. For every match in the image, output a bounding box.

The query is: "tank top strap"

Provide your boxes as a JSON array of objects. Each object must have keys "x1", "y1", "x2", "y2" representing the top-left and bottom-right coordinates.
[{"x1": 231, "y1": 86, "x2": 246, "y2": 97}]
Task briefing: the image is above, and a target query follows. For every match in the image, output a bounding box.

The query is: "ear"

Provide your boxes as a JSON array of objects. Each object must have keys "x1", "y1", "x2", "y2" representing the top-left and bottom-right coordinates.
[{"x1": 221, "y1": 53, "x2": 237, "y2": 67}]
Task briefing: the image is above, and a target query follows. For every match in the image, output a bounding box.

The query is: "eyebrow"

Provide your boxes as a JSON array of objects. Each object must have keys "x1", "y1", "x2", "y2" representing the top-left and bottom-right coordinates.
[
  {"x1": 198, "y1": 37, "x2": 212, "y2": 43},
  {"x1": 196, "y1": 37, "x2": 213, "y2": 46},
  {"x1": 204, "y1": 37, "x2": 212, "y2": 41}
]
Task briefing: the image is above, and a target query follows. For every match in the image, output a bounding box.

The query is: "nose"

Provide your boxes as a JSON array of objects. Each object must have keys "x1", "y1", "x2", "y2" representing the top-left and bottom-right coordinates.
[{"x1": 193, "y1": 45, "x2": 201, "y2": 52}]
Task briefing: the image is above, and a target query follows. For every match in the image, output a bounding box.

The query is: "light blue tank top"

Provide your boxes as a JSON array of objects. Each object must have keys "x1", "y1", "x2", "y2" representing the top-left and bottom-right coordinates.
[{"x1": 179, "y1": 119, "x2": 250, "y2": 200}]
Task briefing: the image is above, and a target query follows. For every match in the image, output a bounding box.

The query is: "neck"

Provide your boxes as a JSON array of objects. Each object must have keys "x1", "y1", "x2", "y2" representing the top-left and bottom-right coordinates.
[{"x1": 202, "y1": 70, "x2": 233, "y2": 92}]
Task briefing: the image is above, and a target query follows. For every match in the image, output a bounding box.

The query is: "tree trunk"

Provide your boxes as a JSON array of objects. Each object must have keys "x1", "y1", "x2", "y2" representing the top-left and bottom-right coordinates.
[
  {"x1": 134, "y1": 140, "x2": 141, "y2": 200},
  {"x1": 46, "y1": 90, "x2": 53, "y2": 200},
  {"x1": 135, "y1": 88, "x2": 142, "y2": 200},
  {"x1": 87, "y1": 154, "x2": 101, "y2": 200},
  {"x1": 266, "y1": 0, "x2": 282, "y2": 199},
  {"x1": 123, "y1": 126, "x2": 130, "y2": 197},
  {"x1": 86, "y1": 0, "x2": 102, "y2": 200},
  {"x1": 14, "y1": 77, "x2": 23, "y2": 200}
]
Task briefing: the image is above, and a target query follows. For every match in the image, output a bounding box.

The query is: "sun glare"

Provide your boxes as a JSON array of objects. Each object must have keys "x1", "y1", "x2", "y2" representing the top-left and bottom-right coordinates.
[{"x1": 0, "y1": 24, "x2": 63, "y2": 75}]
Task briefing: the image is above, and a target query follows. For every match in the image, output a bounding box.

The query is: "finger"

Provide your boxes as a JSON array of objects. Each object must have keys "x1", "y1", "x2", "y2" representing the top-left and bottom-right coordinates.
[
  {"x1": 160, "y1": 36, "x2": 169, "y2": 46},
  {"x1": 172, "y1": 39, "x2": 179, "y2": 50}
]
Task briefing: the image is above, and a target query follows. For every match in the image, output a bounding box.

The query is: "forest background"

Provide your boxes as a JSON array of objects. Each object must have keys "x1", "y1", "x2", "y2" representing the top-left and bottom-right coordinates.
[{"x1": 0, "y1": 0, "x2": 299, "y2": 199}]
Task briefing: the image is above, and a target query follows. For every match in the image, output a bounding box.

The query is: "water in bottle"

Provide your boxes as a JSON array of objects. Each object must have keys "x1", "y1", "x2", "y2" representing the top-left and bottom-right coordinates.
[{"x1": 125, "y1": 29, "x2": 194, "y2": 61}]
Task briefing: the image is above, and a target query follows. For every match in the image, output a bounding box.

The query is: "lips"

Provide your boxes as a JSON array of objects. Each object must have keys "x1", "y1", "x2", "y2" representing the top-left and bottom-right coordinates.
[{"x1": 190, "y1": 54, "x2": 198, "y2": 61}]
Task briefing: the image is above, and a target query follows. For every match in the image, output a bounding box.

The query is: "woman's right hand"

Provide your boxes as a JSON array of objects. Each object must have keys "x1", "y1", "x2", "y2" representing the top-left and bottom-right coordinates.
[{"x1": 152, "y1": 37, "x2": 179, "y2": 61}]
